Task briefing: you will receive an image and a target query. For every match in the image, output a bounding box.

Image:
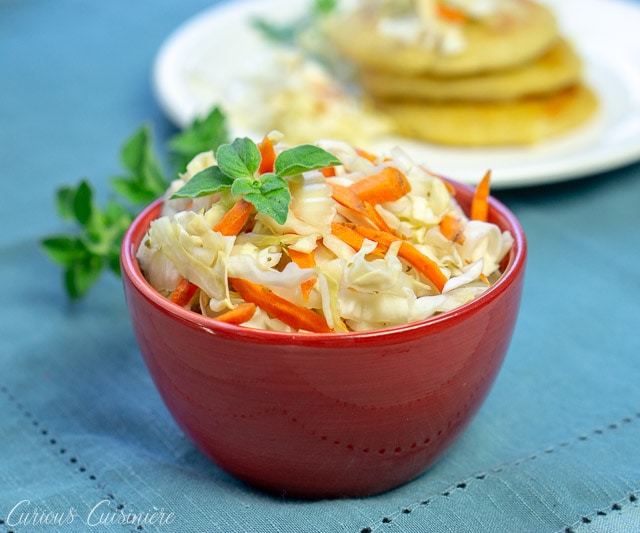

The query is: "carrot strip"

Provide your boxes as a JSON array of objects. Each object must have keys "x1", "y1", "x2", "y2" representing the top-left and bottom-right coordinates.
[
  {"x1": 288, "y1": 248, "x2": 315, "y2": 269},
  {"x1": 213, "y1": 198, "x2": 253, "y2": 236},
  {"x1": 442, "y1": 179, "x2": 457, "y2": 196},
  {"x1": 349, "y1": 167, "x2": 411, "y2": 205},
  {"x1": 330, "y1": 183, "x2": 395, "y2": 233},
  {"x1": 215, "y1": 302, "x2": 257, "y2": 325},
  {"x1": 331, "y1": 222, "x2": 366, "y2": 250},
  {"x1": 330, "y1": 222, "x2": 384, "y2": 259},
  {"x1": 257, "y1": 135, "x2": 276, "y2": 175},
  {"x1": 320, "y1": 166, "x2": 336, "y2": 177},
  {"x1": 439, "y1": 213, "x2": 466, "y2": 244},
  {"x1": 471, "y1": 170, "x2": 491, "y2": 222},
  {"x1": 355, "y1": 147, "x2": 379, "y2": 163},
  {"x1": 354, "y1": 226, "x2": 447, "y2": 292},
  {"x1": 363, "y1": 202, "x2": 395, "y2": 234},
  {"x1": 229, "y1": 277, "x2": 332, "y2": 333},
  {"x1": 288, "y1": 248, "x2": 317, "y2": 302},
  {"x1": 436, "y1": 1, "x2": 467, "y2": 22},
  {"x1": 330, "y1": 182, "x2": 366, "y2": 211},
  {"x1": 398, "y1": 241, "x2": 447, "y2": 292},
  {"x1": 169, "y1": 278, "x2": 199, "y2": 307}
]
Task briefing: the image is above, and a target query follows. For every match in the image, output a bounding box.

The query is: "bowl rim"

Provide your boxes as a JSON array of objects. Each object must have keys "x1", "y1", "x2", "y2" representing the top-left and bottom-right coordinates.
[{"x1": 121, "y1": 179, "x2": 526, "y2": 344}]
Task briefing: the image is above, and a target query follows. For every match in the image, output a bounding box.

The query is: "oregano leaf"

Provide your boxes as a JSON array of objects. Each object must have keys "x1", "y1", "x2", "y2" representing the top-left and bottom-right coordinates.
[
  {"x1": 274, "y1": 144, "x2": 341, "y2": 177},
  {"x1": 55, "y1": 186, "x2": 76, "y2": 221},
  {"x1": 43, "y1": 106, "x2": 230, "y2": 301},
  {"x1": 170, "y1": 166, "x2": 234, "y2": 199},
  {"x1": 73, "y1": 180, "x2": 94, "y2": 226},
  {"x1": 230, "y1": 177, "x2": 259, "y2": 197},
  {"x1": 41, "y1": 236, "x2": 86, "y2": 266},
  {"x1": 64, "y1": 255, "x2": 104, "y2": 300},
  {"x1": 259, "y1": 172, "x2": 289, "y2": 194},
  {"x1": 216, "y1": 137, "x2": 260, "y2": 180},
  {"x1": 169, "y1": 107, "x2": 229, "y2": 172},
  {"x1": 245, "y1": 173, "x2": 291, "y2": 225}
]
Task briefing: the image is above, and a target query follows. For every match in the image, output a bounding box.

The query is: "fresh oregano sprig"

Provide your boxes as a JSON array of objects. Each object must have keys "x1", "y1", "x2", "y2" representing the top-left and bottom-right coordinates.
[
  {"x1": 170, "y1": 137, "x2": 341, "y2": 225},
  {"x1": 41, "y1": 107, "x2": 230, "y2": 299},
  {"x1": 251, "y1": 0, "x2": 337, "y2": 47}
]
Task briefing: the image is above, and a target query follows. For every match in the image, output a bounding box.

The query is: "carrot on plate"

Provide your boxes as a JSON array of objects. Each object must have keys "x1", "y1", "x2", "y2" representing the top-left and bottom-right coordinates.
[
  {"x1": 215, "y1": 302, "x2": 257, "y2": 325},
  {"x1": 229, "y1": 277, "x2": 332, "y2": 333},
  {"x1": 436, "y1": 1, "x2": 467, "y2": 23},
  {"x1": 471, "y1": 170, "x2": 491, "y2": 222}
]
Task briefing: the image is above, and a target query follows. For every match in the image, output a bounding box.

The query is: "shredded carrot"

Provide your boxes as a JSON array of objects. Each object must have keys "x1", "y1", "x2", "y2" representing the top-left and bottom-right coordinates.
[
  {"x1": 436, "y1": 1, "x2": 467, "y2": 23},
  {"x1": 257, "y1": 135, "x2": 276, "y2": 175},
  {"x1": 349, "y1": 166, "x2": 411, "y2": 205},
  {"x1": 215, "y1": 302, "x2": 257, "y2": 325},
  {"x1": 330, "y1": 183, "x2": 395, "y2": 233},
  {"x1": 439, "y1": 213, "x2": 466, "y2": 244},
  {"x1": 331, "y1": 222, "x2": 365, "y2": 250},
  {"x1": 169, "y1": 278, "x2": 199, "y2": 307},
  {"x1": 442, "y1": 179, "x2": 457, "y2": 196},
  {"x1": 363, "y1": 202, "x2": 395, "y2": 233},
  {"x1": 229, "y1": 277, "x2": 332, "y2": 333},
  {"x1": 355, "y1": 147, "x2": 379, "y2": 163},
  {"x1": 288, "y1": 248, "x2": 317, "y2": 302},
  {"x1": 354, "y1": 226, "x2": 448, "y2": 292},
  {"x1": 213, "y1": 198, "x2": 253, "y2": 236},
  {"x1": 320, "y1": 166, "x2": 336, "y2": 178},
  {"x1": 330, "y1": 182, "x2": 366, "y2": 211},
  {"x1": 479, "y1": 273, "x2": 490, "y2": 287},
  {"x1": 470, "y1": 170, "x2": 491, "y2": 222}
]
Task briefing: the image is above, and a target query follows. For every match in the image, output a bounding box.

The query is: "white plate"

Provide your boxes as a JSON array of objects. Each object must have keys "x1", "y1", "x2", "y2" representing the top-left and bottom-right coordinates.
[{"x1": 153, "y1": 0, "x2": 640, "y2": 188}]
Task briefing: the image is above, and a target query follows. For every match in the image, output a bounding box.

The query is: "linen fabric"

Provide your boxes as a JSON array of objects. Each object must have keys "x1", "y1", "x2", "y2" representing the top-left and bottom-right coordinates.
[{"x1": 1, "y1": 1, "x2": 639, "y2": 532}]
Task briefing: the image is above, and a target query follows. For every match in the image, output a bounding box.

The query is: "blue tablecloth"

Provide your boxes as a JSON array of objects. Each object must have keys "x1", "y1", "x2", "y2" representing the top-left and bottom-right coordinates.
[{"x1": 2, "y1": 1, "x2": 639, "y2": 531}]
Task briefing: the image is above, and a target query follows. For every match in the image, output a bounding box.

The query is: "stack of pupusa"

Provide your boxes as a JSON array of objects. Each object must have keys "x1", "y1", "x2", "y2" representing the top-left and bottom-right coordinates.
[{"x1": 324, "y1": 0, "x2": 598, "y2": 146}]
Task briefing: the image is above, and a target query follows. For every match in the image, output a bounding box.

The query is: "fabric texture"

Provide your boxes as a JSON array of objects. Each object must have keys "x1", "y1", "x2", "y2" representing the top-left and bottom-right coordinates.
[{"x1": 2, "y1": 1, "x2": 639, "y2": 532}]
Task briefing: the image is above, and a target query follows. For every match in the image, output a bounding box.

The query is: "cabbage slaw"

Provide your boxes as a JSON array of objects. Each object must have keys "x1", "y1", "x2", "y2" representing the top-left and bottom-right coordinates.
[{"x1": 137, "y1": 132, "x2": 513, "y2": 333}]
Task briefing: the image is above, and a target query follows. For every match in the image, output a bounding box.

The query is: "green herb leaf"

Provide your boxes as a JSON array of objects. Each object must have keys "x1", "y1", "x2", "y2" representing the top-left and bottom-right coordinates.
[
  {"x1": 171, "y1": 166, "x2": 234, "y2": 199},
  {"x1": 251, "y1": 18, "x2": 297, "y2": 45},
  {"x1": 229, "y1": 177, "x2": 258, "y2": 197},
  {"x1": 216, "y1": 137, "x2": 261, "y2": 180},
  {"x1": 41, "y1": 104, "x2": 342, "y2": 300},
  {"x1": 41, "y1": 236, "x2": 87, "y2": 266},
  {"x1": 252, "y1": 0, "x2": 337, "y2": 46},
  {"x1": 258, "y1": 172, "x2": 290, "y2": 194},
  {"x1": 43, "y1": 107, "x2": 228, "y2": 300},
  {"x1": 274, "y1": 144, "x2": 341, "y2": 177},
  {"x1": 55, "y1": 186, "x2": 77, "y2": 221},
  {"x1": 64, "y1": 255, "x2": 105, "y2": 300},
  {"x1": 112, "y1": 125, "x2": 169, "y2": 204},
  {"x1": 168, "y1": 107, "x2": 229, "y2": 172},
  {"x1": 72, "y1": 180, "x2": 94, "y2": 226},
  {"x1": 314, "y1": 0, "x2": 337, "y2": 15},
  {"x1": 243, "y1": 173, "x2": 291, "y2": 225}
]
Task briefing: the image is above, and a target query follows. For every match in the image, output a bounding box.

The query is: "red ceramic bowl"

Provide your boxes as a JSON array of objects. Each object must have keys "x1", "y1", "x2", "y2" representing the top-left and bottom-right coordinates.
[{"x1": 121, "y1": 180, "x2": 526, "y2": 499}]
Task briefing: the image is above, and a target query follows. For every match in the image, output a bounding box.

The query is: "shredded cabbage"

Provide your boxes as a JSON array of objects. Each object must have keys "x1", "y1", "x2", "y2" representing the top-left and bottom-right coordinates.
[{"x1": 137, "y1": 136, "x2": 513, "y2": 333}]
